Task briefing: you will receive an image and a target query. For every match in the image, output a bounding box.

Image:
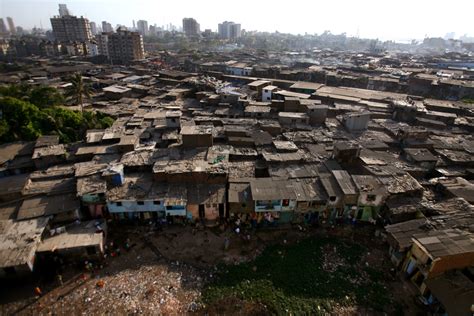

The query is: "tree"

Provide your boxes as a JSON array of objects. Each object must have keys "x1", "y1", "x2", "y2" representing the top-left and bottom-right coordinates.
[
  {"x1": 0, "y1": 93, "x2": 114, "y2": 144},
  {"x1": 0, "y1": 83, "x2": 31, "y2": 101},
  {"x1": 29, "y1": 86, "x2": 64, "y2": 108},
  {"x1": 65, "y1": 73, "x2": 91, "y2": 112},
  {"x1": 0, "y1": 84, "x2": 64, "y2": 108},
  {"x1": 0, "y1": 96, "x2": 43, "y2": 142}
]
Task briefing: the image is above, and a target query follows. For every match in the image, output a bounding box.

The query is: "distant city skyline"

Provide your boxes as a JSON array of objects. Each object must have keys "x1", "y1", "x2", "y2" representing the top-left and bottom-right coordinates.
[{"x1": 1, "y1": 0, "x2": 473, "y2": 41}]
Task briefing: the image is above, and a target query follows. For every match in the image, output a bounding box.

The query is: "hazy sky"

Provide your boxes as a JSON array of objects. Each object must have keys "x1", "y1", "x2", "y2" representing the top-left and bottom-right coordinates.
[{"x1": 1, "y1": 0, "x2": 473, "y2": 41}]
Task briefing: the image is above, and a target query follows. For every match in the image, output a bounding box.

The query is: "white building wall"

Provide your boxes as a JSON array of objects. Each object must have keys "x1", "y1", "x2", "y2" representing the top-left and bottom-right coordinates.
[
  {"x1": 86, "y1": 42, "x2": 99, "y2": 56},
  {"x1": 262, "y1": 89, "x2": 273, "y2": 101}
]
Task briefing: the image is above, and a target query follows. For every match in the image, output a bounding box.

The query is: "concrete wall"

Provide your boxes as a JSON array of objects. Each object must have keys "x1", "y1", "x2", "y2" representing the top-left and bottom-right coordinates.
[
  {"x1": 358, "y1": 192, "x2": 385, "y2": 207},
  {"x1": 344, "y1": 113, "x2": 370, "y2": 131},
  {"x1": 262, "y1": 89, "x2": 273, "y2": 102},
  {"x1": 166, "y1": 117, "x2": 180, "y2": 128},
  {"x1": 278, "y1": 115, "x2": 309, "y2": 126},
  {"x1": 186, "y1": 203, "x2": 223, "y2": 221},
  {"x1": 107, "y1": 199, "x2": 165, "y2": 213},
  {"x1": 254, "y1": 199, "x2": 296, "y2": 212},
  {"x1": 429, "y1": 252, "x2": 474, "y2": 278},
  {"x1": 308, "y1": 107, "x2": 328, "y2": 125}
]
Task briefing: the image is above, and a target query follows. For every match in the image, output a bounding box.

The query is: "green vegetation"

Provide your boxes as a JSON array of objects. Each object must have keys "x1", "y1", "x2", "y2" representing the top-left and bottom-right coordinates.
[
  {"x1": 202, "y1": 237, "x2": 393, "y2": 314},
  {"x1": 0, "y1": 84, "x2": 113, "y2": 144},
  {"x1": 0, "y1": 84, "x2": 64, "y2": 108},
  {"x1": 462, "y1": 98, "x2": 474, "y2": 104},
  {"x1": 65, "y1": 73, "x2": 91, "y2": 112}
]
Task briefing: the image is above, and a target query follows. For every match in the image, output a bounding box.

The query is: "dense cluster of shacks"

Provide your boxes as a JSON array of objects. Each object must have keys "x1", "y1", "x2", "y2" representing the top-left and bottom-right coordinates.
[{"x1": 1, "y1": 51, "x2": 474, "y2": 313}]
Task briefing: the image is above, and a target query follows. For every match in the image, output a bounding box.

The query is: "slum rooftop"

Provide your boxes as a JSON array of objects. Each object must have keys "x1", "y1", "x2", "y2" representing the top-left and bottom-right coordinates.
[{"x1": 0, "y1": 50, "x2": 473, "y2": 282}]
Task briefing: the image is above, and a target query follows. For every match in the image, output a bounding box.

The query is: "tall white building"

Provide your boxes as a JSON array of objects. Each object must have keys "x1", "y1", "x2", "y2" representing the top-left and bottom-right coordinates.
[
  {"x1": 0, "y1": 19, "x2": 7, "y2": 34},
  {"x1": 85, "y1": 41, "x2": 99, "y2": 56},
  {"x1": 6, "y1": 17, "x2": 16, "y2": 35},
  {"x1": 136, "y1": 20, "x2": 148, "y2": 36},
  {"x1": 90, "y1": 22, "x2": 97, "y2": 35},
  {"x1": 218, "y1": 21, "x2": 241, "y2": 39},
  {"x1": 102, "y1": 21, "x2": 113, "y2": 33}
]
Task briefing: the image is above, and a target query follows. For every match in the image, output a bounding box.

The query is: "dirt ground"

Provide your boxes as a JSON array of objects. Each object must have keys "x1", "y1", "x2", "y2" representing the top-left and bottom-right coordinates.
[{"x1": 0, "y1": 224, "x2": 422, "y2": 315}]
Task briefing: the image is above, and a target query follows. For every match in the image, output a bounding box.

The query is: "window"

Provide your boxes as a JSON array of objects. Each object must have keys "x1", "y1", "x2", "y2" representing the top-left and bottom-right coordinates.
[
  {"x1": 264, "y1": 90, "x2": 268, "y2": 93},
  {"x1": 116, "y1": 201, "x2": 122, "y2": 207},
  {"x1": 166, "y1": 205, "x2": 173, "y2": 210},
  {"x1": 329, "y1": 196, "x2": 336, "y2": 202},
  {"x1": 282, "y1": 199, "x2": 290, "y2": 207},
  {"x1": 266, "y1": 97, "x2": 270, "y2": 100},
  {"x1": 137, "y1": 201, "x2": 144, "y2": 205},
  {"x1": 367, "y1": 195, "x2": 376, "y2": 202},
  {"x1": 153, "y1": 201, "x2": 161, "y2": 205}
]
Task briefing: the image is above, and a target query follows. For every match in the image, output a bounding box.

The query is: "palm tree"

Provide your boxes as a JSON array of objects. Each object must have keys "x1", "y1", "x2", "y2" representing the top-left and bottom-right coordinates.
[{"x1": 66, "y1": 73, "x2": 91, "y2": 112}]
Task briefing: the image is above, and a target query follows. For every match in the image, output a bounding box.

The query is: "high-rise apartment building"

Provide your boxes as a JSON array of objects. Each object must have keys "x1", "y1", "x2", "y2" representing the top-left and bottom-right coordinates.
[
  {"x1": 218, "y1": 21, "x2": 241, "y2": 39},
  {"x1": 50, "y1": 15, "x2": 92, "y2": 42},
  {"x1": 0, "y1": 19, "x2": 7, "y2": 34},
  {"x1": 7, "y1": 17, "x2": 16, "y2": 35},
  {"x1": 182, "y1": 18, "x2": 200, "y2": 37},
  {"x1": 50, "y1": 5, "x2": 92, "y2": 42},
  {"x1": 107, "y1": 27, "x2": 144, "y2": 64},
  {"x1": 102, "y1": 21, "x2": 114, "y2": 33},
  {"x1": 90, "y1": 22, "x2": 98, "y2": 35},
  {"x1": 58, "y1": 4, "x2": 71, "y2": 17},
  {"x1": 96, "y1": 33, "x2": 110, "y2": 57},
  {"x1": 136, "y1": 20, "x2": 148, "y2": 36}
]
